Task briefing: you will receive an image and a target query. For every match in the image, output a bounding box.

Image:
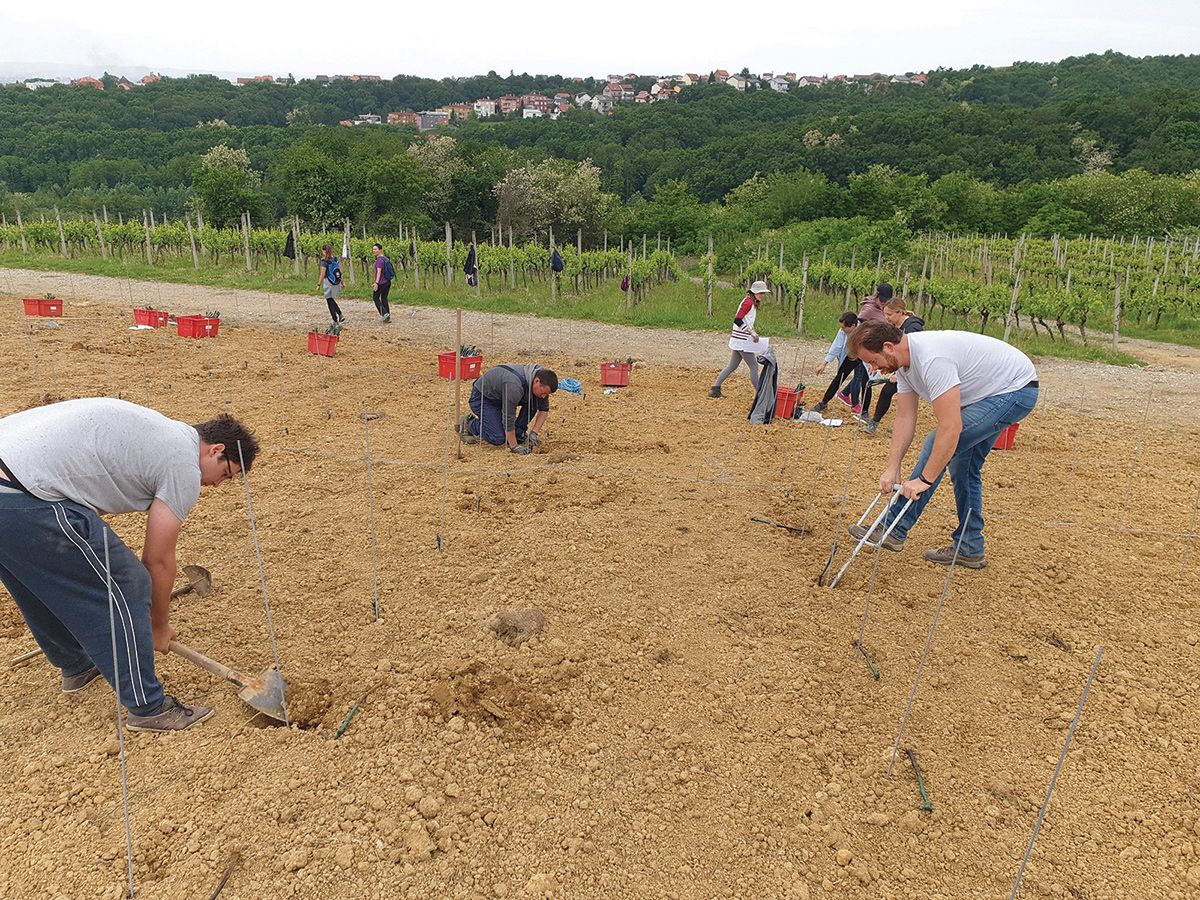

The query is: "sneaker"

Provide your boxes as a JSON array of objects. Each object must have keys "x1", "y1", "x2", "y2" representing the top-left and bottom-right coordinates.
[
  {"x1": 127, "y1": 695, "x2": 214, "y2": 733},
  {"x1": 811, "y1": 401, "x2": 828, "y2": 414},
  {"x1": 381, "y1": 313, "x2": 390, "y2": 323},
  {"x1": 862, "y1": 418, "x2": 879, "y2": 435},
  {"x1": 62, "y1": 665, "x2": 102, "y2": 693},
  {"x1": 852, "y1": 404, "x2": 863, "y2": 416},
  {"x1": 848, "y1": 521, "x2": 905, "y2": 552},
  {"x1": 336, "y1": 315, "x2": 346, "y2": 325},
  {"x1": 708, "y1": 386, "x2": 723, "y2": 398},
  {"x1": 836, "y1": 392, "x2": 852, "y2": 407},
  {"x1": 924, "y1": 546, "x2": 987, "y2": 569}
]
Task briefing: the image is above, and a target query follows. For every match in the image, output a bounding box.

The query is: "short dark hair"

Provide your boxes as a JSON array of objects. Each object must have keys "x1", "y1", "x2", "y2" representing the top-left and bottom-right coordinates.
[
  {"x1": 534, "y1": 368, "x2": 559, "y2": 393},
  {"x1": 195, "y1": 414, "x2": 259, "y2": 471},
  {"x1": 838, "y1": 311, "x2": 859, "y2": 328},
  {"x1": 372, "y1": 243, "x2": 382, "y2": 252},
  {"x1": 848, "y1": 321, "x2": 902, "y2": 357}
]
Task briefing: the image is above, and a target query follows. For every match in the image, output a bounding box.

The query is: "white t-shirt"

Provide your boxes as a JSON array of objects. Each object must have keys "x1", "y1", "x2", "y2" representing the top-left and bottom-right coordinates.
[
  {"x1": 897, "y1": 332, "x2": 1036, "y2": 407},
  {"x1": 0, "y1": 398, "x2": 201, "y2": 521}
]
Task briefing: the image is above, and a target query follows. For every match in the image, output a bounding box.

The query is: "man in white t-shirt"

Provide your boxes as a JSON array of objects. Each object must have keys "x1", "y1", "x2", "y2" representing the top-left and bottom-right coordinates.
[
  {"x1": 0, "y1": 399, "x2": 258, "y2": 732},
  {"x1": 844, "y1": 322, "x2": 1038, "y2": 568}
]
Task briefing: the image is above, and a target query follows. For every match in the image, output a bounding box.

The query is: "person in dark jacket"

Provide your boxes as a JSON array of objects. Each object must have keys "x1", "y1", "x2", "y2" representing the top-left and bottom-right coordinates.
[{"x1": 859, "y1": 298, "x2": 925, "y2": 435}]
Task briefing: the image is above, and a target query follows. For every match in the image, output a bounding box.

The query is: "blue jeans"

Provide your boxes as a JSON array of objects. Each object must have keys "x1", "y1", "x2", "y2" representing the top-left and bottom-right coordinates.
[
  {"x1": 467, "y1": 385, "x2": 532, "y2": 445},
  {"x1": 885, "y1": 385, "x2": 1038, "y2": 556}
]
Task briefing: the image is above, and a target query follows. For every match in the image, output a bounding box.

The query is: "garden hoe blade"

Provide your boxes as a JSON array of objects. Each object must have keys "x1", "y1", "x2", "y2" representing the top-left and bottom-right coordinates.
[
  {"x1": 170, "y1": 565, "x2": 212, "y2": 599},
  {"x1": 169, "y1": 641, "x2": 288, "y2": 723}
]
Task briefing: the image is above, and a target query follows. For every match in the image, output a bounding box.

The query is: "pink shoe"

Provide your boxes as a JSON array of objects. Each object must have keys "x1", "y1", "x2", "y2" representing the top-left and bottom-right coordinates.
[
  {"x1": 836, "y1": 392, "x2": 852, "y2": 407},
  {"x1": 852, "y1": 404, "x2": 863, "y2": 415}
]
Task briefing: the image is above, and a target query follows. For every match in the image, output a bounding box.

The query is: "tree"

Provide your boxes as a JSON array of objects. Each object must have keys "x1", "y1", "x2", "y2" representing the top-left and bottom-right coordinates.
[{"x1": 191, "y1": 142, "x2": 270, "y2": 228}]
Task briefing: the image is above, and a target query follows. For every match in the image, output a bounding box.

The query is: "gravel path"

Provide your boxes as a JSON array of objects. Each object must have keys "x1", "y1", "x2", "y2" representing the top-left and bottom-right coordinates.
[{"x1": 5, "y1": 265, "x2": 1199, "y2": 426}]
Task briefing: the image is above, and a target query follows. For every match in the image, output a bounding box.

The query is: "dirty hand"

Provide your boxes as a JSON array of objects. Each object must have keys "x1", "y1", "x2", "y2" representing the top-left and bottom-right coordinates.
[
  {"x1": 153, "y1": 622, "x2": 177, "y2": 653},
  {"x1": 510, "y1": 444, "x2": 532, "y2": 455},
  {"x1": 527, "y1": 431, "x2": 541, "y2": 448}
]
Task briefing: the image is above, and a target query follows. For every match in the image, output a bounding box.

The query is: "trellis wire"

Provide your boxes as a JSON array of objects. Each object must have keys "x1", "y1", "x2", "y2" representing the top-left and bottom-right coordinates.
[
  {"x1": 801, "y1": 419, "x2": 834, "y2": 532},
  {"x1": 1065, "y1": 389, "x2": 1086, "y2": 506},
  {"x1": 103, "y1": 529, "x2": 136, "y2": 898},
  {"x1": 358, "y1": 366, "x2": 382, "y2": 622},
  {"x1": 1009, "y1": 646, "x2": 1104, "y2": 900},
  {"x1": 887, "y1": 510, "x2": 971, "y2": 779},
  {"x1": 235, "y1": 440, "x2": 289, "y2": 727},
  {"x1": 1118, "y1": 390, "x2": 1152, "y2": 532}
]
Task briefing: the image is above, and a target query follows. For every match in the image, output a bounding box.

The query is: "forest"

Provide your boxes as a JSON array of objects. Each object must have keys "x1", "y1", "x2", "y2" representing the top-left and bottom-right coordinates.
[{"x1": 2, "y1": 50, "x2": 1200, "y2": 265}]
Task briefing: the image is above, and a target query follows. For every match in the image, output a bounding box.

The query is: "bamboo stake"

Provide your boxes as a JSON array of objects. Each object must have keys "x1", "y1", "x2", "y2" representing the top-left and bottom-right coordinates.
[{"x1": 706, "y1": 235, "x2": 714, "y2": 318}]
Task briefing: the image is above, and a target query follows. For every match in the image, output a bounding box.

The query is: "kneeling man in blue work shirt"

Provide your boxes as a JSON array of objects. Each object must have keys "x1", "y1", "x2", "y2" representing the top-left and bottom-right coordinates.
[
  {"x1": 845, "y1": 321, "x2": 1038, "y2": 569},
  {"x1": 456, "y1": 363, "x2": 558, "y2": 455}
]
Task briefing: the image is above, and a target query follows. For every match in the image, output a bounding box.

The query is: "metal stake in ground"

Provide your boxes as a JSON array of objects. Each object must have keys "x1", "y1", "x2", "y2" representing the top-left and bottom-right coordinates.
[
  {"x1": 103, "y1": 529, "x2": 135, "y2": 899},
  {"x1": 1181, "y1": 485, "x2": 1200, "y2": 577},
  {"x1": 1009, "y1": 646, "x2": 1104, "y2": 900},
  {"x1": 1065, "y1": 389, "x2": 1086, "y2": 507},
  {"x1": 801, "y1": 417, "x2": 834, "y2": 534},
  {"x1": 358, "y1": 366, "x2": 381, "y2": 622},
  {"x1": 887, "y1": 511, "x2": 973, "y2": 778}
]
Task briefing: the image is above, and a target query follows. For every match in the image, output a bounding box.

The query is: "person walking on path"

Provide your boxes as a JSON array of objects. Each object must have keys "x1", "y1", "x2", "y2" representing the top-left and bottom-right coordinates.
[
  {"x1": 0, "y1": 399, "x2": 258, "y2": 732},
  {"x1": 371, "y1": 243, "x2": 393, "y2": 323},
  {"x1": 456, "y1": 364, "x2": 559, "y2": 454},
  {"x1": 709, "y1": 281, "x2": 769, "y2": 398},
  {"x1": 318, "y1": 243, "x2": 345, "y2": 327},
  {"x1": 845, "y1": 321, "x2": 1038, "y2": 569},
  {"x1": 859, "y1": 298, "x2": 926, "y2": 435},
  {"x1": 809, "y1": 312, "x2": 863, "y2": 415}
]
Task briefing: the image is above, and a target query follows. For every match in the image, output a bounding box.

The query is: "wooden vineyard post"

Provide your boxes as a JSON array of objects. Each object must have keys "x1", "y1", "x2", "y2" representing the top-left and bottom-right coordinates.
[
  {"x1": 455, "y1": 308, "x2": 463, "y2": 459},
  {"x1": 54, "y1": 206, "x2": 67, "y2": 258},
  {"x1": 16, "y1": 208, "x2": 26, "y2": 255},
  {"x1": 472, "y1": 231, "x2": 480, "y2": 299},
  {"x1": 143, "y1": 210, "x2": 153, "y2": 265},
  {"x1": 625, "y1": 242, "x2": 633, "y2": 311},
  {"x1": 93, "y1": 211, "x2": 108, "y2": 261},
  {"x1": 185, "y1": 214, "x2": 199, "y2": 269},
  {"x1": 797, "y1": 255, "x2": 809, "y2": 333},
  {"x1": 445, "y1": 222, "x2": 453, "y2": 286},
  {"x1": 293, "y1": 216, "x2": 301, "y2": 277},
  {"x1": 343, "y1": 219, "x2": 355, "y2": 286},
  {"x1": 1112, "y1": 274, "x2": 1122, "y2": 354},
  {"x1": 706, "y1": 234, "x2": 714, "y2": 318},
  {"x1": 1002, "y1": 271, "x2": 1022, "y2": 343},
  {"x1": 242, "y1": 212, "x2": 253, "y2": 273},
  {"x1": 509, "y1": 227, "x2": 515, "y2": 291},
  {"x1": 844, "y1": 244, "x2": 857, "y2": 311},
  {"x1": 550, "y1": 226, "x2": 557, "y2": 305}
]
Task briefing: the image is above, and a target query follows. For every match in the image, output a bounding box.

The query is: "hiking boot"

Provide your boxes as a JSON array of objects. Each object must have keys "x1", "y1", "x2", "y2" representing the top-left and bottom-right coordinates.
[
  {"x1": 836, "y1": 391, "x2": 852, "y2": 407},
  {"x1": 848, "y1": 521, "x2": 905, "y2": 552},
  {"x1": 811, "y1": 401, "x2": 827, "y2": 414},
  {"x1": 127, "y1": 695, "x2": 214, "y2": 733},
  {"x1": 456, "y1": 413, "x2": 479, "y2": 444},
  {"x1": 62, "y1": 665, "x2": 102, "y2": 693},
  {"x1": 708, "y1": 386, "x2": 723, "y2": 398},
  {"x1": 924, "y1": 546, "x2": 987, "y2": 569},
  {"x1": 862, "y1": 418, "x2": 879, "y2": 435}
]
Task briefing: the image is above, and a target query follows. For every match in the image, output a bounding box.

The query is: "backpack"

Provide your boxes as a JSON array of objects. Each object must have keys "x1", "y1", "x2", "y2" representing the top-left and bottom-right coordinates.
[
  {"x1": 382, "y1": 257, "x2": 396, "y2": 281},
  {"x1": 325, "y1": 257, "x2": 342, "y2": 285},
  {"x1": 620, "y1": 274, "x2": 630, "y2": 291}
]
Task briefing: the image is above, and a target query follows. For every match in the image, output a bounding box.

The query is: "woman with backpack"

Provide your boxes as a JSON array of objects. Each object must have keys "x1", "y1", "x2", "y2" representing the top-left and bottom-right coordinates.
[
  {"x1": 318, "y1": 244, "x2": 345, "y2": 326},
  {"x1": 371, "y1": 243, "x2": 394, "y2": 323}
]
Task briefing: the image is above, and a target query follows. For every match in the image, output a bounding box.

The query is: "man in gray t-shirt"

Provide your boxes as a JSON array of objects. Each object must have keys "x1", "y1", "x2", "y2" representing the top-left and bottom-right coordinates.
[
  {"x1": 458, "y1": 364, "x2": 558, "y2": 454},
  {"x1": 845, "y1": 322, "x2": 1038, "y2": 568},
  {"x1": 0, "y1": 398, "x2": 259, "y2": 732}
]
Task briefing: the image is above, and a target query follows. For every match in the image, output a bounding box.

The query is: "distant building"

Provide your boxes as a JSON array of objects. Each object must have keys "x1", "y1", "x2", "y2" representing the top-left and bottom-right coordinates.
[
  {"x1": 140, "y1": 73, "x2": 162, "y2": 85},
  {"x1": 574, "y1": 92, "x2": 592, "y2": 107},
  {"x1": 522, "y1": 107, "x2": 544, "y2": 119},
  {"x1": 767, "y1": 76, "x2": 790, "y2": 93},
  {"x1": 388, "y1": 111, "x2": 418, "y2": 125},
  {"x1": 520, "y1": 94, "x2": 551, "y2": 113},
  {"x1": 798, "y1": 76, "x2": 825, "y2": 87},
  {"x1": 725, "y1": 74, "x2": 748, "y2": 91},
  {"x1": 497, "y1": 95, "x2": 521, "y2": 115},
  {"x1": 72, "y1": 76, "x2": 105, "y2": 89},
  {"x1": 417, "y1": 110, "x2": 449, "y2": 130},
  {"x1": 352, "y1": 114, "x2": 382, "y2": 125},
  {"x1": 236, "y1": 75, "x2": 274, "y2": 85},
  {"x1": 473, "y1": 98, "x2": 497, "y2": 118},
  {"x1": 24, "y1": 79, "x2": 58, "y2": 90}
]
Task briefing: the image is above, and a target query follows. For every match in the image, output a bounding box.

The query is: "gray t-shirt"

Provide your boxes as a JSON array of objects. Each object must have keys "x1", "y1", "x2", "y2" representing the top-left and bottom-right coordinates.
[
  {"x1": 0, "y1": 398, "x2": 201, "y2": 521},
  {"x1": 897, "y1": 331, "x2": 1036, "y2": 407}
]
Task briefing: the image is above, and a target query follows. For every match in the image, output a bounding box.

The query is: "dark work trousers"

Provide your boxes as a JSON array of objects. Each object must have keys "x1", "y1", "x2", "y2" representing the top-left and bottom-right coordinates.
[
  {"x1": 872, "y1": 381, "x2": 899, "y2": 422},
  {"x1": 0, "y1": 488, "x2": 164, "y2": 716},
  {"x1": 466, "y1": 384, "x2": 532, "y2": 446},
  {"x1": 372, "y1": 282, "x2": 391, "y2": 317}
]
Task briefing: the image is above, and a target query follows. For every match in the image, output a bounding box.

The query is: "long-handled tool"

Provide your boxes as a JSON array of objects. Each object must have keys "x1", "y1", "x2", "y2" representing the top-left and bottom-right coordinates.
[
  {"x1": 169, "y1": 641, "x2": 288, "y2": 723},
  {"x1": 10, "y1": 565, "x2": 214, "y2": 669},
  {"x1": 827, "y1": 488, "x2": 914, "y2": 588}
]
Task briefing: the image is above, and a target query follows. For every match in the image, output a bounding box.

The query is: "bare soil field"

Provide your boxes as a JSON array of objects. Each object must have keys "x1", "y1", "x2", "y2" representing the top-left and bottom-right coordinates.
[{"x1": 1, "y1": 269, "x2": 1199, "y2": 900}]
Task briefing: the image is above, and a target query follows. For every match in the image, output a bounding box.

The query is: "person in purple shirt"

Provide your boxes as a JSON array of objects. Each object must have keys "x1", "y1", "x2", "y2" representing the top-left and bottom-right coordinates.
[{"x1": 371, "y1": 243, "x2": 393, "y2": 323}]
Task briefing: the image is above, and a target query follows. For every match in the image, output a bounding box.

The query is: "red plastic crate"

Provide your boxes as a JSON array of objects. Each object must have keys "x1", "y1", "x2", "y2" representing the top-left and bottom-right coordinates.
[
  {"x1": 134, "y1": 308, "x2": 169, "y2": 328},
  {"x1": 22, "y1": 298, "x2": 62, "y2": 316},
  {"x1": 601, "y1": 362, "x2": 631, "y2": 386},
  {"x1": 776, "y1": 386, "x2": 804, "y2": 418},
  {"x1": 992, "y1": 422, "x2": 1019, "y2": 450},
  {"x1": 176, "y1": 315, "x2": 220, "y2": 338},
  {"x1": 438, "y1": 352, "x2": 482, "y2": 379},
  {"x1": 308, "y1": 331, "x2": 339, "y2": 357}
]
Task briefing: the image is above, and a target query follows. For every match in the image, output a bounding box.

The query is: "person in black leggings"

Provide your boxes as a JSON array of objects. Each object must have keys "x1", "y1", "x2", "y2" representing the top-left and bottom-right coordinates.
[
  {"x1": 811, "y1": 312, "x2": 871, "y2": 415},
  {"x1": 860, "y1": 298, "x2": 925, "y2": 434}
]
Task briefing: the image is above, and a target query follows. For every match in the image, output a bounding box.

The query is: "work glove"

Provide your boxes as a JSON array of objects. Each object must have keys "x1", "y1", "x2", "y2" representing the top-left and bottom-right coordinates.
[
  {"x1": 510, "y1": 444, "x2": 532, "y2": 455},
  {"x1": 527, "y1": 431, "x2": 541, "y2": 448}
]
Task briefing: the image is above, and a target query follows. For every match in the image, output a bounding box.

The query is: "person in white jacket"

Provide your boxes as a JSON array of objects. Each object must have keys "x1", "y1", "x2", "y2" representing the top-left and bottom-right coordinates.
[{"x1": 709, "y1": 281, "x2": 769, "y2": 398}]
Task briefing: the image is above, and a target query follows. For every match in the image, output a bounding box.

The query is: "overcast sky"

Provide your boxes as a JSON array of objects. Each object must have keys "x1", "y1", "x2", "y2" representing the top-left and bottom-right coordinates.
[{"x1": 3, "y1": 0, "x2": 1198, "y2": 83}]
